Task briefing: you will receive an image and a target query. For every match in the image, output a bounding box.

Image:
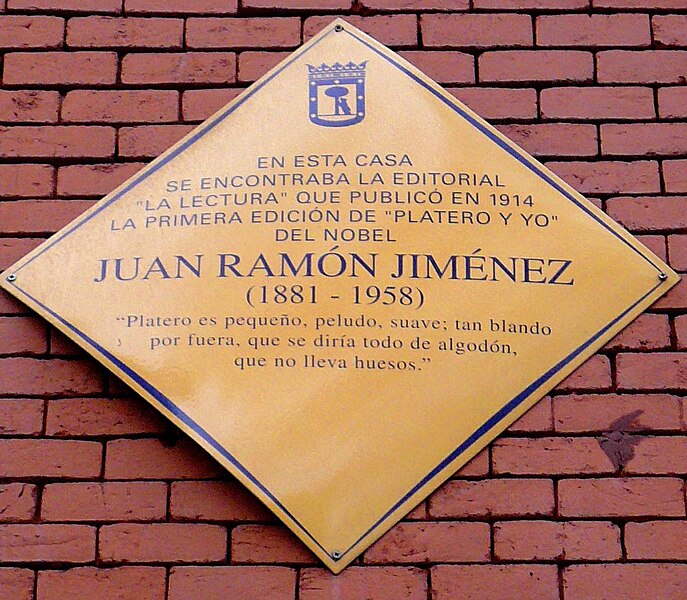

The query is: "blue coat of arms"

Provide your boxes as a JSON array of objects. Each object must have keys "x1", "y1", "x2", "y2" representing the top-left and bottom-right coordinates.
[{"x1": 307, "y1": 61, "x2": 367, "y2": 127}]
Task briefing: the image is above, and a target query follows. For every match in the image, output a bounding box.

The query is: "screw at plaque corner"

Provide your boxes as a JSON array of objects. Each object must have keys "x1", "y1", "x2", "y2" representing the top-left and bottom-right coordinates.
[
  {"x1": 331, "y1": 550, "x2": 342, "y2": 559},
  {"x1": 335, "y1": 24, "x2": 344, "y2": 32},
  {"x1": 659, "y1": 272, "x2": 668, "y2": 281},
  {"x1": 6, "y1": 274, "x2": 16, "y2": 282}
]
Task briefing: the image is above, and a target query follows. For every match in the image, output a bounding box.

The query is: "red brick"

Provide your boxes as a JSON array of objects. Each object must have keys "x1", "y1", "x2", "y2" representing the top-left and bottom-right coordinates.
[
  {"x1": 4, "y1": 16, "x2": 59, "y2": 47},
  {"x1": 0, "y1": 200, "x2": 92, "y2": 235},
  {"x1": 507, "y1": 397, "x2": 553, "y2": 432},
  {"x1": 99, "y1": 523, "x2": 226, "y2": 563},
  {"x1": 169, "y1": 566, "x2": 295, "y2": 600},
  {"x1": 231, "y1": 525, "x2": 316, "y2": 564},
  {"x1": 602, "y1": 123, "x2": 687, "y2": 156},
  {"x1": 0, "y1": 399, "x2": 43, "y2": 435},
  {"x1": 448, "y1": 87, "x2": 536, "y2": 120},
  {"x1": 0, "y1": 90, "x2": 60, "y2": 123},
  {"x1": 541, "y1": 86, "x2": 655, "y2": 120},
  {"x1": 399, "y1": 51, "x2": 474, "y2": 84},
  {"x1": 118, "y1": 125, "x2": 195, "y2": 158},
  {"x1": 300, "y1": 567, "x2": 427, "y2": 600},
  {"x1": 49, "y1": 332, "x2": 88, "y2": 356},
  {"x1": 125, "y1": 0, "x2": 238, "y2": 13},
  {"x1": 57, "y1": 163, "x2": 144, "y2": 197},
  {"x1": 48, "y1": 331, "x2": 94, "y2": 358},
  {"x1": 677, "y1": 315, "x2": 687, "y2": 349},
  {"x1": 432, "y1": 565, "x2": 558, "y2": 600},
  {"x1": 494, "y1": 520, "x2": 621, "y2": 561},
  {"x1": 622, "y1": 436, "x2": 687, "y2": 474},
  {"x1": 664, "y1": 160, "x2": 687, "y2": 192},
  {"x1": 429, "y1": 479, "x2": 554, "y2": 518},
  {"x1": 538, "y1": 14, "x2": 650, "y2": 47},
  {"x1": 48, "y1": 332, "x2": 98, "y2": 358},
  {"x1": 497, "y1": 123, "x2": 597, "y2": 157},
  {"x1": 0, "y1": 317, "x2": 46, "y2": 354},
  {"x1": 365, "y1": 0, "x2": 467, "y2": 7},
  {"x1": 480, "y1": 50, "x2": 593, "y2": 83},
  {"x1": 0, "y1": 16, "x2": 63, "y2": 49},
  {"x1": 43, "y1": 329, "x2": 104, "y2": 355},
  {"x1": 564, "y1": 564, "x2": 687, "y2": 600},
  {"x1": 660, "y1": 88, "x2": 687, "y2": 120},
  {"x1": 625, "y1": 521, "x2": 687, "y2": 559},
  {"x1": 42, "y1": 482, "x2": 167, "y2": 521},
  {"x1": 607, "y1": 196, "x2": 687, "y2": 231},
  {"x1": 238, "y1": 51, "x2": 290, "y2": 82},
  {"x1": 37, "y1": 567, "x2": 166, "y2": 600},
  {"x1": 4, "y1": 52, "x2": 118, "y2": 85},
  {"x1": 595, "y1": 0, "x2": 687, "y2": 6},
  {"x1": 51, "y1": 329, "x2": 99, "y2": 354},
  {"x1": 605, "y1": 313, "x2": 671, "y2": 351},
  {"x1": 554, "y1": 394, "x2": 683, "y2": 433},
  {"x1": 558, "y1": 477, "x2": 685, "y2": 517},
  {"x1": 182, "y1": 88, "x2": 244, "y2": 121},
  {"x1": 598, "y1": 50, "x2": 687, "y2": 84},
  {"x1": 50, "y1": 331, "x2": 94, "y2": 357},
  {"x1": 636, "y1": 234, "x2": 667, "y2": 262},
  {"x1": 122, "y1": 52, "x2": 235, "y2": 84},
  {"x1": 67, "y1": 16, "x2": 183, "y2": 48},
  {"x1": 0, "y1": 525, "x2": 95, "y2": 562},
  {"x1": 0, "y1": 439, "x2": 101, "y2": 478},
  {"x1": 62, "y1": 90, "x2": 179, "y2": 123},
  {"x1": 0, "y1": 238, "x2": 42, "y2": 270},
  {"x1": 8, "y1": 0, "x2": 121, "y2": 11},
  {"x1": 304, "y1": 15, "x2": 418, "y2": 47},
  {"x1": 0, "y1": 164, "x2": 53, "y2": 198},
  {"x1": 108, "y1": 374, "x2": 136, "y2": 396},
  {"x1": 654, "y1": 15, "x2": 687, "y2": 47},
  {"x1": 0, "y1": 126, "x2": 115, "y2": 159},
  {"x1": 0, "y1": 358, "x2": 102, "y2": 396},
  {"x1": 493, "y1": 437, "x2": 614, "y2": 476},
  {"x1": 405, "y1": 501, "x2": 427, "y2": 520},
  {"x1": 555, "y1": 355, "x2": 612, "y2": 391},
  {"x1": 0, "y1": 484, "x2": 37, "y2": 522},
  {"x1": 170, "y1": 480, "x2": 272, "y2": 521},
  {"x1": 653, "y1": 274, "x2": 687, "y2": 310},
  {"x1": 187, "y1": 17, "x2": 300, "y2": 49},
  {"x1": 46, "y1": 397, "x2": 166, "y2": 436},
  {"x1": 0, "y1": 291, "x2": 27, "y2": 315},
  {"x1": 453, "y1": 448, "x2": 490, "y2": 477},
  {"x1": 105, "y1": 438, "x2": 223, "y2": 479},
  {"x1": 364, "y1": 521, "x2": 489, "y2": 564},
  {"x1": 617, "y1": 353, "x2": 687, "y2": 391},
  {"x1": 0, "y1": 569, "x2": 33, "y2": 600},
  {"x1": 476, "y1": 0, "x2": 587, "y2": 7},
  {"x1": 656, "y1": 275, "x2": 687, "y2": 308},
  {"x1": 422, "y1": 13, "x2": 532, "y2": 48},
  {"x1": 547, "y1": 161, "x2": 660, "y2": 194},
  {"x1": 244, "y1": 0, "x2": 348, "y2": 7}
]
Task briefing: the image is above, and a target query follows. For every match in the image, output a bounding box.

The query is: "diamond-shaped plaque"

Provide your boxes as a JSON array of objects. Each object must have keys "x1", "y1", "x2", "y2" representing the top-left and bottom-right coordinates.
[{"x1": 0, "y1": 20, "x2": 678, "y2": 572}]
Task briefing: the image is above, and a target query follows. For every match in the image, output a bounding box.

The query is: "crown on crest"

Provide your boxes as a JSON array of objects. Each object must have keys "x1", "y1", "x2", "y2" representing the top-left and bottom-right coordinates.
[{"x1": 307, "y1": 61, "x2": 367, "y2": 81}]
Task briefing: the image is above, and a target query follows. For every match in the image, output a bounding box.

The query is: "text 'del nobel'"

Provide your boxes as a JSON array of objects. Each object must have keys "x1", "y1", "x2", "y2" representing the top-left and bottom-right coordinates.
[{"x1": 0, "y1": 19, "x2": 677, "y2": 573}]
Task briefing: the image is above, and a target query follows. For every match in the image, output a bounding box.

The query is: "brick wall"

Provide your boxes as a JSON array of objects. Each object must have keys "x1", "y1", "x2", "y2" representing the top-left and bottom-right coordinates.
[{"x1": 0, "y1": 1, "x2": 686, "y2": 599}]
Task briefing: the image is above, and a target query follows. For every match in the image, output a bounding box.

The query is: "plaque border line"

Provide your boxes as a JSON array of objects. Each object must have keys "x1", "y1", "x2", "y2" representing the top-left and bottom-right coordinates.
[
  {"x1": 343, "y1": 27, "x2": 662, "y2": 272},
  {"x1": 10, "y1": 30, "x2": 336, "y2": 275},
  {"x1": 2, "y1": 21, "x2": 672, "y2": 567},
  {"x1": 6, "y1": 278, "x2": 664, "y2": 564},
  {"x1": 335, "y1": 283, "x2": 662, "y2": 562}
]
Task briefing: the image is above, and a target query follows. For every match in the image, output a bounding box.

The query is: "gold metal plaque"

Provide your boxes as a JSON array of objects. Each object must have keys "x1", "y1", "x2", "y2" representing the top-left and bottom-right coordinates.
[{"x1": 0, "y1": 20, "x2": 678, "y2": 572}]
